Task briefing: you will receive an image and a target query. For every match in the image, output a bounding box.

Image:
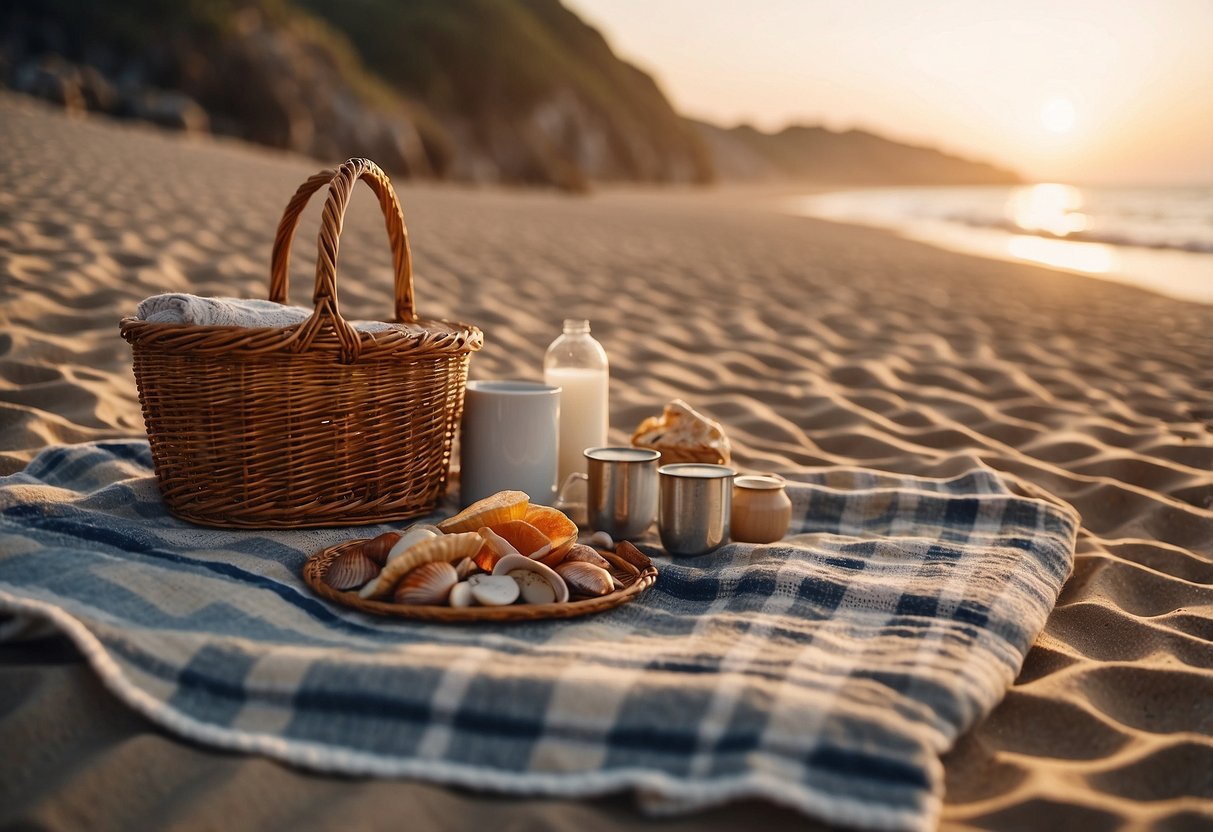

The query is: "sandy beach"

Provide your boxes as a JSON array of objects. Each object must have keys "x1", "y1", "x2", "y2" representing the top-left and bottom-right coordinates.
[{"x1": 1, "y1": 92, "x2": 1211, "y2": 829}]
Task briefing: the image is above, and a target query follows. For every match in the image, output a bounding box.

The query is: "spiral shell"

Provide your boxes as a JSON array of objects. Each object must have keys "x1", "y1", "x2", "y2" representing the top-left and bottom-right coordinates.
[
  {"x1": 393, "y1": 561, "x2": 458, "y2": 606},
  {"x1": 323, "y1": 548, "x2": 381, "y2": 591}
]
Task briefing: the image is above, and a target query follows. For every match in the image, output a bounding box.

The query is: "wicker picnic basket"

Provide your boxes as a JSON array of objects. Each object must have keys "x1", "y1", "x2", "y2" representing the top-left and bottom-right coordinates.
[{"x1": 119, "y1": 158, "x2": 483, "y2": 529}]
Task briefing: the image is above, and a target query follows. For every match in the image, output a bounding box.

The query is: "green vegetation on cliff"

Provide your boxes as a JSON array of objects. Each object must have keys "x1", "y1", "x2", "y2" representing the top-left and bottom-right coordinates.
[
  {"x1": 294, "y1": 0, "x2": 713, "y2": 187},
  {"x1": 2, "y1": 0, "x2": 1019, "y2": 187}
]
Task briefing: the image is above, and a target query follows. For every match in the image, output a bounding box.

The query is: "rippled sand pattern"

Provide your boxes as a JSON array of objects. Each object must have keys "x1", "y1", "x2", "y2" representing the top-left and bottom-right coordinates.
[{"x1": 1, "y1": 93, "x2": 1211, "y2": 829}]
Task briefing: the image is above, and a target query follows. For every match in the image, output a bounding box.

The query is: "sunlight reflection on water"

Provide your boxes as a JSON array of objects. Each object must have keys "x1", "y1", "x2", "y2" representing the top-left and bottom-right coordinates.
[{"x1": 784, "y1": 184, "x2": 1213, "y2": 304}]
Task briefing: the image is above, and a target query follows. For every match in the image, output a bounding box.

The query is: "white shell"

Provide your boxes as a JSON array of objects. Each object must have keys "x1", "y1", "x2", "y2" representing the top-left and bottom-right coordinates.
[
  {"x1": 586, "y1": 531, "x2": 614, "y2": 550},
  {"x1": 466, "y1": 574, "x2": 520, "y2": 606},
  {"x1": 386, "y1": 525, "x2": 441, "y2": 562},
  {"x1": 454, "y1": 556, "x2": 479, "y2": 580},
  {"x1": 449, "y1": 581, "x2": 475, "y2": 608},
  {"x1": 492, "y1": 553, "x2": 569, "y2": 604},
  {"x1": 509, "y1": 569, "x2": 557, "y2": 604}
]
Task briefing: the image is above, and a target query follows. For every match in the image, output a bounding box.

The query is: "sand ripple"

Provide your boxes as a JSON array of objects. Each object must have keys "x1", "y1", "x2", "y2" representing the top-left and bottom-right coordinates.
[{"x1": 1, "y1": 93, "x2": 1211, "y2": 828}]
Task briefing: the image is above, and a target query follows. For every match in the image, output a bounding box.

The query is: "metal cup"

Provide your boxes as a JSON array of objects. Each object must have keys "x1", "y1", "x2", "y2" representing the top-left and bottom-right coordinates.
[
  {"x1": 658, "y1": 463, "x2": 736, "y2": 556},
  {"x1": 584, "y1": 447, "x2": 661, "y2": 538}
]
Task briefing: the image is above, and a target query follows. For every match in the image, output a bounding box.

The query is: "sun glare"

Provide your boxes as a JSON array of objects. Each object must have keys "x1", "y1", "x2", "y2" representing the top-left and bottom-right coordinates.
[{"x1": 1040, "y1": 97, "x2": 1076, "y2": 133}]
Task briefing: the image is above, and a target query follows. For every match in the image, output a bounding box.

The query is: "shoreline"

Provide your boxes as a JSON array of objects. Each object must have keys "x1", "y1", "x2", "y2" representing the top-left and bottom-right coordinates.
[{"x1": 780, "y1": 185, "x2": 1213, "y2": 305}]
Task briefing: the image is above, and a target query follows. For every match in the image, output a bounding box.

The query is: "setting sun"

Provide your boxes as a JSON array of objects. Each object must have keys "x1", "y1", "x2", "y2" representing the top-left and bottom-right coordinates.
[{"x1": 1041, "y1": 96, "x2": 1077, "y2": 133}]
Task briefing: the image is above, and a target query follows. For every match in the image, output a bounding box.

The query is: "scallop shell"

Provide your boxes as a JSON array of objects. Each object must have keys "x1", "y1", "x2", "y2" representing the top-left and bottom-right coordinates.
[
  {"x1": 393, "y1": 561, "x2": 458, "y2": 606},
  {"x1": 438, "y1": 490, "x2": 530, "y2": 534},
  {"x1": 359, "y1": 532, "x2": 483, "y2": 599},
  {"x1": 386, "y1": 525, "x2": 442, "y2": 563},
  {"x1": 466, "y1": 574, "x2": 520, "y2": 606},
  {"x1": 555, "y1": 561, "x2": 614, "y2": 597},
  {"x1": 361, "y1": 531, "x2": 402, "y2": 566},
  {"x1": 492, "y1": 553, "x2": 569, "y2": 604},
  {"x1": 323, "y1": 548, "x2": 381, "y2": 591},
  {"x1": 560, "y1": 544, "x2": 612, "y2": 570}
]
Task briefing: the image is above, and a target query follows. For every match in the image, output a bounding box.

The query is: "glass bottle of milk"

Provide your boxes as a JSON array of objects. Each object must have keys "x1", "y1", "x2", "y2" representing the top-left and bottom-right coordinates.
[{"x1": 544, "y1": 319, "x2": 609, "y2": 483}]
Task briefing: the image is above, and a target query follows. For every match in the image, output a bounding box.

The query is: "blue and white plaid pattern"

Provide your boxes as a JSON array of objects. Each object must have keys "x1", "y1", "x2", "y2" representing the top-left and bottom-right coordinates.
[{"x1": 0, "y1": 441, "x2": 1077, "y2": 832}]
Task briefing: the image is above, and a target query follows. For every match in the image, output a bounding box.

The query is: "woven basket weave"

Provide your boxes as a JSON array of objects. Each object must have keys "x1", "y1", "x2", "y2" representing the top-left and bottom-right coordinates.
[{"x1": 120, "y1": 158, "x2": 483, "y2": 528}]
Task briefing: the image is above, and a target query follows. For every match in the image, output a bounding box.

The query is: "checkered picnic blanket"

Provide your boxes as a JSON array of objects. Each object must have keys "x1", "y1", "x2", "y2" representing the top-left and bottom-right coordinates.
[{"x1": 0, "y1": 441, "x2": 1077, "y2": 832}]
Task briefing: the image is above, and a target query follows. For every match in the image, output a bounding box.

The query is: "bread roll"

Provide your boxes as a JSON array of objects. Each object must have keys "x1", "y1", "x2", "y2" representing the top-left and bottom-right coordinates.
[{"x1": 630, "y1": 399, "x2": 730, "y2": 465}]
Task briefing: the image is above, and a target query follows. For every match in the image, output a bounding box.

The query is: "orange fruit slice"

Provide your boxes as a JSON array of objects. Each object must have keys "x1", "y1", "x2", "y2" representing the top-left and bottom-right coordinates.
[
  {"x1": 487, "y1": 520, "x2": 553, "y2": 559},
  {"x1": 523, "y1": 504, "x2": 578, "y2": 558},
  {"x1": 438, "y1": 490, "x2": 529, "y2": 534}
]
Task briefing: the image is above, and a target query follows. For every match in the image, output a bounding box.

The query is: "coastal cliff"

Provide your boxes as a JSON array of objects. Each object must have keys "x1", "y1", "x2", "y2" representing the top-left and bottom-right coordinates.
[{"x1": 1, "y1": 0, "x2": 1018, "y2": 188}]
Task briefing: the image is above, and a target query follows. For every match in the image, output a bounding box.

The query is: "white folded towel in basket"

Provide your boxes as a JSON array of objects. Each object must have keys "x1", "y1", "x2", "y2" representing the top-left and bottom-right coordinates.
[{"x1": 136, "y1": 293, "x2": 391, "y2": 332}]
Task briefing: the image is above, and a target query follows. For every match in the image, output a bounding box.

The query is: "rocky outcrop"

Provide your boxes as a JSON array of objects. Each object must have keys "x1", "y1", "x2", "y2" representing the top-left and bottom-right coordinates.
[
  {"x1": 294, "y1": 0, "x2": 713, "y2": 189},
  {"x1": 0, "y1": 6, "x2": 445, "y2": 179},
  {"x1": 1, "y1": 0, "x2": 1016, "y2": 189}
]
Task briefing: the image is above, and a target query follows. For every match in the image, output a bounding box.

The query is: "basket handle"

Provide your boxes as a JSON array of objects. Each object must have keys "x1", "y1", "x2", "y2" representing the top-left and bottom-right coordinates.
[{"x1": 269, "y1": 158, "x2": 415, "y2": 361}]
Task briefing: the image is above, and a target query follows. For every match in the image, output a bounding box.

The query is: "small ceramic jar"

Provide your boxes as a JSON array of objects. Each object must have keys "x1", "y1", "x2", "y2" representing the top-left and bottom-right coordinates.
[{"x1": 731, "y1": 475, "x2": 792, "y2": 544}]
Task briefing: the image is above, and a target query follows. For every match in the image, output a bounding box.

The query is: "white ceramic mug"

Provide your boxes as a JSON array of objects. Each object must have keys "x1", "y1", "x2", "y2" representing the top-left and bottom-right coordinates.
[{"x1": 459, "y1": 380, "x2": 560, "y2": 508}]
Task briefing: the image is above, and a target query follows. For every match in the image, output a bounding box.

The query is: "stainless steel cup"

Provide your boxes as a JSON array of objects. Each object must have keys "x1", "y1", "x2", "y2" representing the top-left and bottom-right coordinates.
[
  {"x1": 584, "y1": 447, "x2": 661, "y2": 538},
  {"x1": 658, "y1": 463, "x2": 736, "y2": 556}
]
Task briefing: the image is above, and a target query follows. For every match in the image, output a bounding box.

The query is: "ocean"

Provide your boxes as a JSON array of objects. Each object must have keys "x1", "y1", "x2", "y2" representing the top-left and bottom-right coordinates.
[{"x1": 785, "y1": 184, "x2": 1213, "y2": 304}]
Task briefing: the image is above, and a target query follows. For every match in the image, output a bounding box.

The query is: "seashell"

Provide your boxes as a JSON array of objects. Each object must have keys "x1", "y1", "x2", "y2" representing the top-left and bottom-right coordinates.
[
  {"x1": 614, "y1": 540, "x2": 651, "y2": 571},
  {"x1": 585, "y1": 530, "x2": 614, "y2": 551},
  {"x1": 438, "y1": 491, "x2": 530, "y2": 534},
  {"x1": 393, "y1": 561, "x2": 458, "y2": 606},
  {"x1": 523, "y1": 505, "x2": 579, "y2": 557},
  {"x1": 466, "y1": 574, "x2": 520, "y2": 606},
  {"x1": 509, "y1": 570, "x2": 556, "y2": 604},
  {"x1": 323, "y1": 548, "x2": 381, "y2": 591},
  {"x1": 449, "y1": 581, "x2": 475, "y2": 608},
  {"x1": 474, "y1": 526, "x2": 520, "y2": 572},
  {"x1": 361, "y1": 531, "x2": 402, "y2": 566},
  {"x1": 454, "y1": 556, "x2": 480, "y2": 580},
  {"x1": 359, "y1": 532, "x2": 482, "y2": 599},
  {"x1": 555, "y1": 561, "x2": 614, "y2": 597},
  {"x1": 492, "y1": 553, "x2": 569, "y2": 604},
  {"x1": 486, "y1": 520, "x2": 553, "y2": 560},
  {"x1": 386, "y1": 525, "x2": 442, "y2": 563},
  {"x1": 561, "y1": 544, "x2": 612, "y2": 570}
]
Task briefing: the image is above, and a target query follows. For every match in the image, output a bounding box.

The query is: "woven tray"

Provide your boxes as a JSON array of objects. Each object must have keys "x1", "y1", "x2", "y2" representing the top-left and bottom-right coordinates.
[{"x1": 302, "y1": 540, "x2": 659, "y2": 622}]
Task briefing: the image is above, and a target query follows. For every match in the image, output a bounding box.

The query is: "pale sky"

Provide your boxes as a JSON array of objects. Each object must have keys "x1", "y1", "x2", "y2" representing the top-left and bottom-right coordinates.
[{"x1": 566, "y1": 0, "x2": 1213, "y2": 185}]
